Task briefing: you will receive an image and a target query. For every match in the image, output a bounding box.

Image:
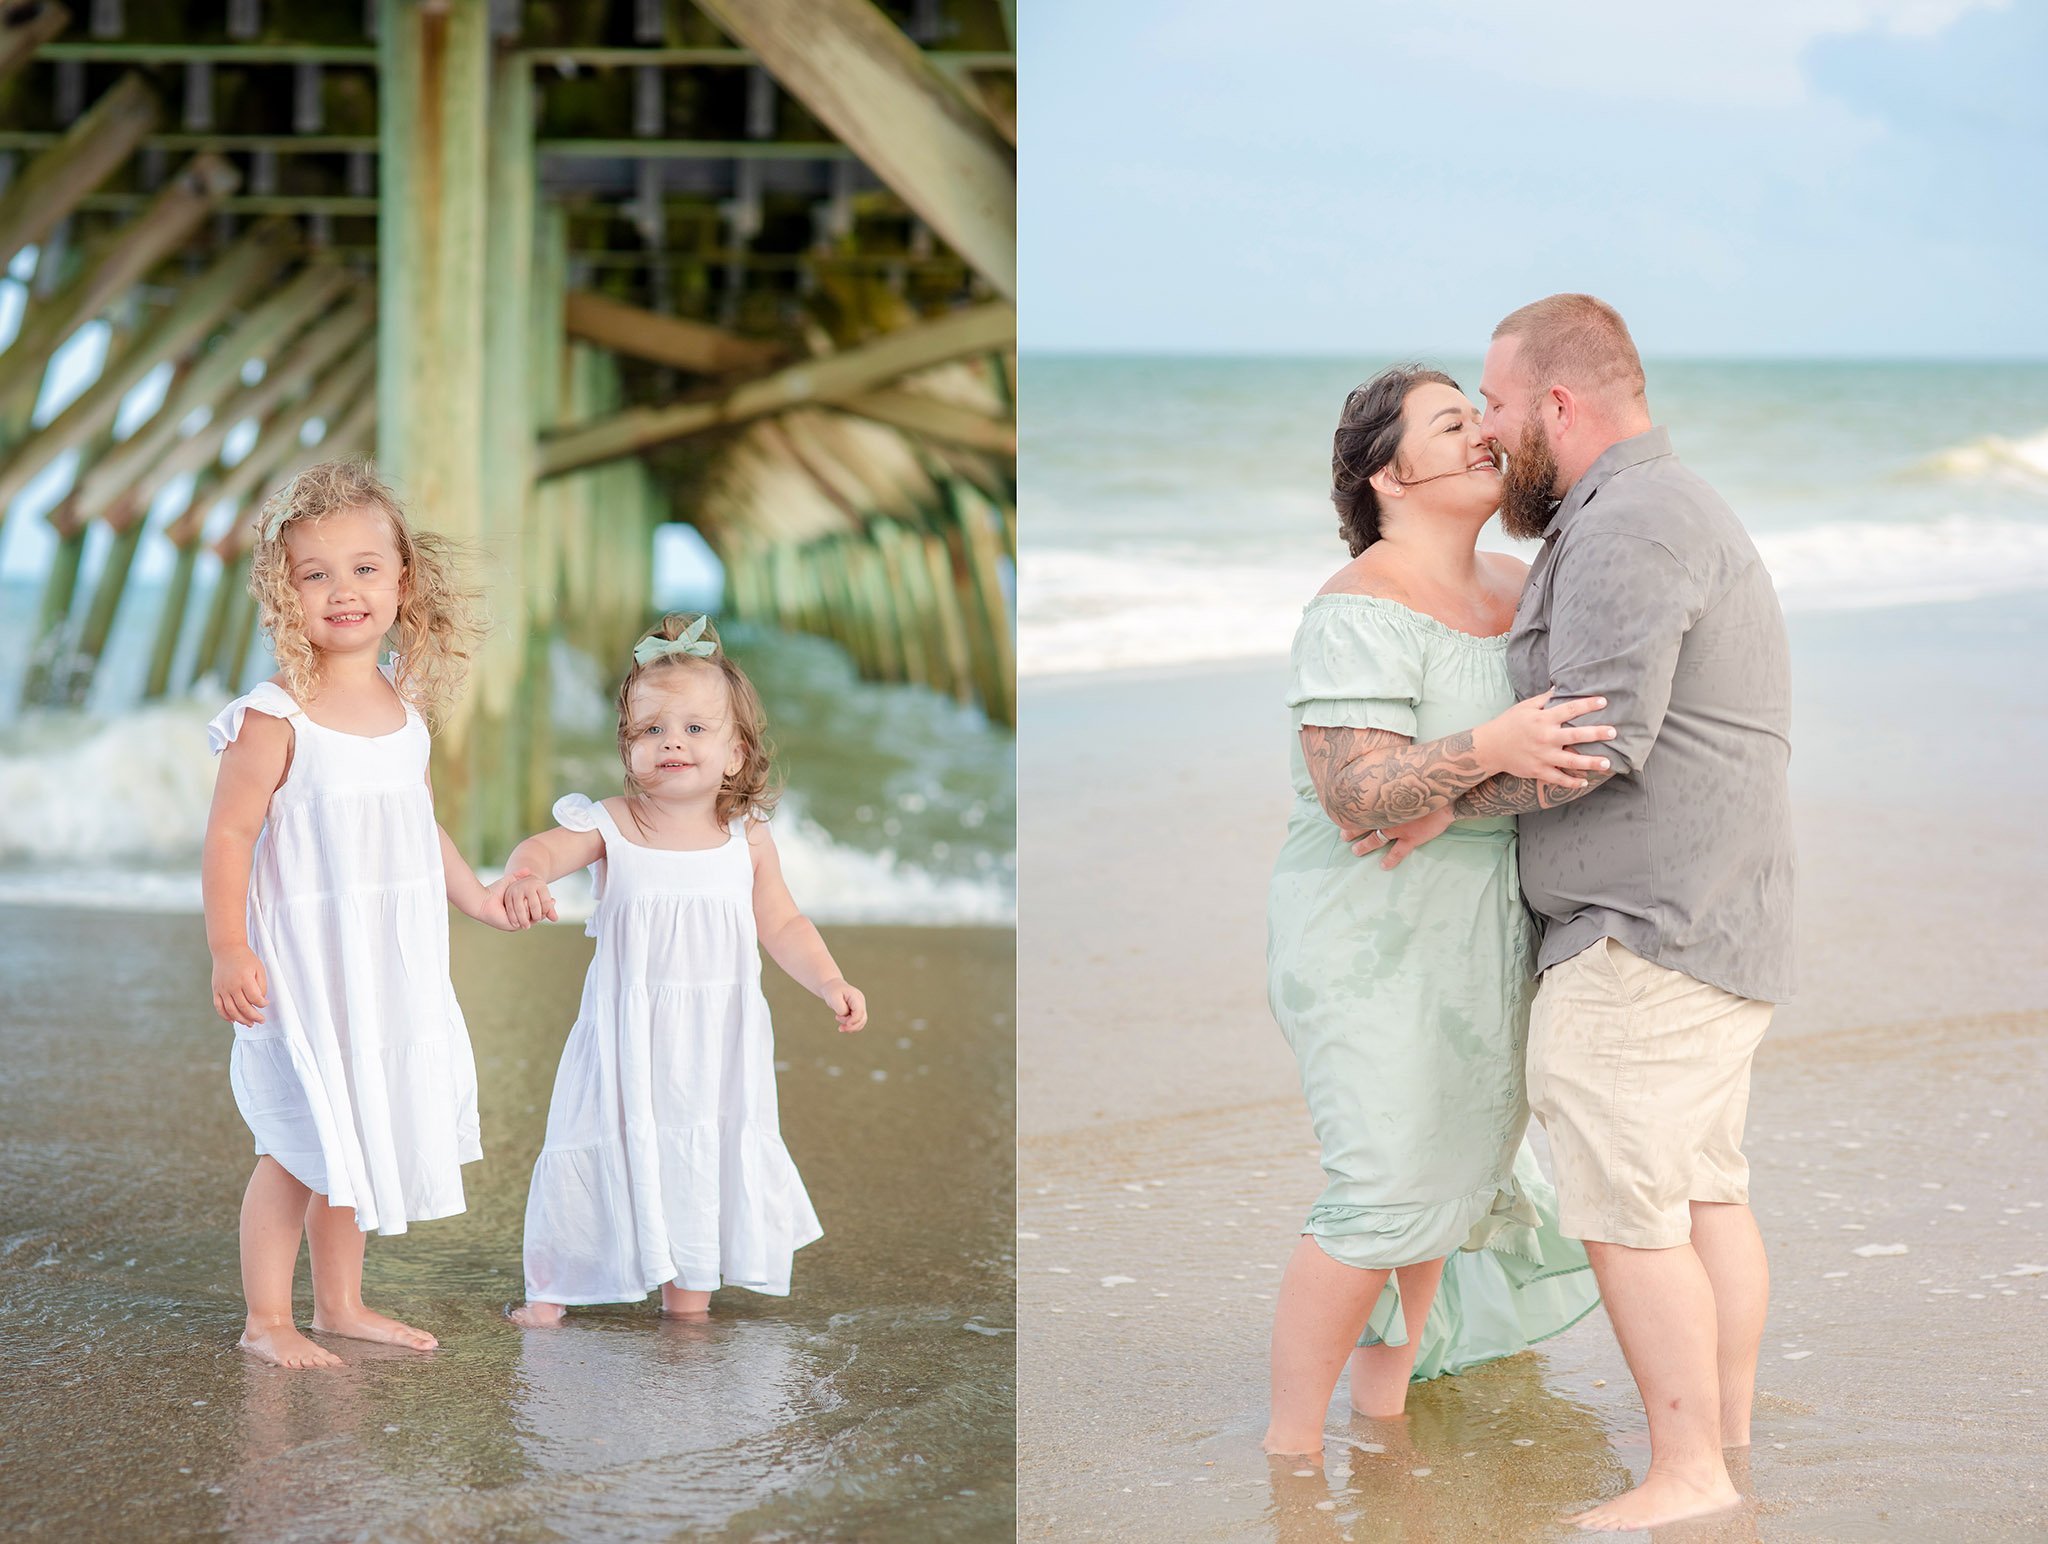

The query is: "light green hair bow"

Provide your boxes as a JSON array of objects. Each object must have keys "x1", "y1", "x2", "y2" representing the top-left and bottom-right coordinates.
[{"x1": 632, "y1": 615, "x2": 718, "y2": 667}]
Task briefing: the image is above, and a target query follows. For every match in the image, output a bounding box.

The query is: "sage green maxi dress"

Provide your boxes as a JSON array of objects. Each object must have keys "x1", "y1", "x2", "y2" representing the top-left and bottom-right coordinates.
[{"x1": 1267, "y1": 594, "x2": 1600, "y2": 1378}]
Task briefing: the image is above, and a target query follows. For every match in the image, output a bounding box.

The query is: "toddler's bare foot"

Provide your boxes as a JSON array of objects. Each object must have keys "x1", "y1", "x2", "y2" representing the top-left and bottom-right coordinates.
[
  {"x1": 660, "y1": 1283, "x2": 711, "y2": 1319},
  {"x1": 508, "y1": 1300, "x2": 567, "y2": 1328},
  {"x1": 1569, "y1": 1468, "x2": 1743, "y2": 1531},
  {"x1": 310, "y1": 1304, "x2": 438, "y2": 1350},
  {"x1": 239, "y1": 1322, "x2": 344, "y2": 1369}
]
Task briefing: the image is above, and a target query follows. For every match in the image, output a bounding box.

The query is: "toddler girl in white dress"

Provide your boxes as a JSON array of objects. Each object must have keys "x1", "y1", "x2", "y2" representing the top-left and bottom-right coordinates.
[
  {"x1": 202, "y1": 460, "x2": 517, "y2": 1369},
  {"x1": 499, "y1": 613, "x2": 868, "y2": 1326}
]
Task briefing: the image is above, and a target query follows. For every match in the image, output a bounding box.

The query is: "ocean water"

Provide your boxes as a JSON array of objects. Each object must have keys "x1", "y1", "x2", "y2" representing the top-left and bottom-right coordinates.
[
  {"x1": 1020, "y1": 355, "x2": 2048, "y2": 676},
  {"x1": 0, "y1": 580, "x2": 1015, "y2": 925}
]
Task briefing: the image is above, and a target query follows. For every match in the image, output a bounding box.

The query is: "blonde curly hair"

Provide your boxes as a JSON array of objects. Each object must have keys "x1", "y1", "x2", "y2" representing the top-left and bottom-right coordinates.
[
  {"x1": 617, "y1": 613, "x2": 780, "y2": 831},
  {"x1": 247, "y1": 459, "x2": 482, "y2": 726}
]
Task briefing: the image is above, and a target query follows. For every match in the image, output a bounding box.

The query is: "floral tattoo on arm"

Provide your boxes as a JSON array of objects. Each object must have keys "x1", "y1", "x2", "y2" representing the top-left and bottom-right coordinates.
[
  {"x1": 1453, "y1": 765, "x2": 1617, "y2": 818},
  {"x1": 1298, "y1": 726, "x2": 1494, "y2": 829}
]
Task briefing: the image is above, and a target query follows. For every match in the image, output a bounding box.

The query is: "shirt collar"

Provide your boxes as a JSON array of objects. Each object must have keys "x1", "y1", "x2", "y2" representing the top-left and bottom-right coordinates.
[{"x1": 1547, "y1": 425, "x2": 1672, "y2": 538}]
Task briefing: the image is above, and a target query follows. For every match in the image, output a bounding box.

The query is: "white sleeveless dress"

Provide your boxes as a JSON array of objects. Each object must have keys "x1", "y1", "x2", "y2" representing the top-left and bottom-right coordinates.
[
  {"x1": 522, "y1": 794, "x2": 822, "y2": 1304},
  {"x1": 205, "y1": 664, "x2": 482, "y2": 1235}
]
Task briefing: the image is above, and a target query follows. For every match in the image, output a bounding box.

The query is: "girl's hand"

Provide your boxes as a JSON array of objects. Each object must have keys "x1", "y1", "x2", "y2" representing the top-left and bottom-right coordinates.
[
  {"x1": 1344, "y1": 805, "x2": 1455, "y2": 869},
  {"x1": 823, "y1": 978, "x2": 867, "y2": 1034},
  {"x1": 1474, "y1": 691, "x2": 1617, "y2": 787},
  {"x1": 497, "y1": 870, "x2": 558, "y2": 930},
  {"x1": 212, "y1": 944, "x2": 268, "y2": 1026}
]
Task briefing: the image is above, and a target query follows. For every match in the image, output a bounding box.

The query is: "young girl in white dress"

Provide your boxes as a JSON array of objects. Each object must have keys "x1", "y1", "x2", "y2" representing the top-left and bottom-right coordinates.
[
  {"x1": 202, "y1": 459, "x2": 516, "y2": 1369},
  {"x1": 498, "y1": 613, "x2": 868, "y2": 1326}
]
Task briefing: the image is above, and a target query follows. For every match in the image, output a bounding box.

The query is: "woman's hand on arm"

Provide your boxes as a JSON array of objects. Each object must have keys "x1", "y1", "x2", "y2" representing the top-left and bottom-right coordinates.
[
  {"x1": 1307, "y1": 694, "x2": 1613, "y2": 855},
  {"x1": 203, "y1": 713, "x2": 290, "y2": 1025},
  {"x1": 748, "y1": 824, "x2": 868, "y2": 1032}
]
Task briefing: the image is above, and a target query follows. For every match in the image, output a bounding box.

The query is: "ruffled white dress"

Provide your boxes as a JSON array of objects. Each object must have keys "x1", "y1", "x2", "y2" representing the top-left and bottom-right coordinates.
[
  {"x1": 522, "y1": 794, "x2": 822, "y2": 1304},
  {"x1": 206, "y1": 665, "x2": 481, "y2": 1235}
]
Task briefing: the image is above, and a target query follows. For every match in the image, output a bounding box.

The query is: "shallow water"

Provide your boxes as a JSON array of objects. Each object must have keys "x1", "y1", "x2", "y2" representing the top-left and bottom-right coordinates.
[
  {"x1": 0, "y1": 909, "x2": 1015, "y2": 1540},
  {"x1": 1019, "y1": 1016, "x2": 2048, "y2": 1541},
  {"x1": 1017, "y1": 596, "x2": 2048, "y2": 1540}
]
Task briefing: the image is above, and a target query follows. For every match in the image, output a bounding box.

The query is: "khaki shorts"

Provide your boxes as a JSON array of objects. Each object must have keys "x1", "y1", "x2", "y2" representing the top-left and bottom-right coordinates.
[{"x1": 1527, "y1": 938, "x2": 1773, "y2": 1249}]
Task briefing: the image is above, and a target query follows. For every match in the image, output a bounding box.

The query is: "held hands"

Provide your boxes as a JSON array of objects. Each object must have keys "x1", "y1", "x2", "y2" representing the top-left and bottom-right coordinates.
[
  {"x1": 499, "y1": 868, "x2": 559, "y2": 930},
  {"x1": 1475, "y1": 691, "x2": 1616, "y2": 787},
  {"x1": 822, "y1": 977, "x2": 868, "y2": 1034},
  {"x1": 212, "y1": 944, "x2": 269, "y2": 1026},
  {"x1": 482, "y1": 868, "x2": 556, "y2": 932},
  {"x1": 1343, "y1": 805, "x2": 1455, "y2": 870}
]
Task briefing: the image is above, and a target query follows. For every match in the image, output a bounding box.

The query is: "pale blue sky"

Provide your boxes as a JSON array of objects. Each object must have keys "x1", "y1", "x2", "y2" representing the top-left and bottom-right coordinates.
[{"x1": 1021, "y1": 0, "x2": 2045, "y2": 356}]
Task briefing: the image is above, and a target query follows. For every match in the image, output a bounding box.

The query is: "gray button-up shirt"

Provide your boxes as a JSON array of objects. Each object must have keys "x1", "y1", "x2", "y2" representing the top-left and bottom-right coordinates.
[{"x1": 1508, "y1": 426, "x2": 1795, "y2": 1004}]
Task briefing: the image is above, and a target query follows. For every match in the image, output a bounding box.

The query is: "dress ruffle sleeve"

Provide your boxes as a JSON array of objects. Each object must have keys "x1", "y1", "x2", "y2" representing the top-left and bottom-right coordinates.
[
  {"x1": 552, "y1": 793, "x2": 601, "y2": 831},
  {"x1": 1285, "y1": 600, "x2": 1426, "y2": 738},
  {"x1": 206, "y1": 683, "x2": 301, "y2": 756},
  {"x1": 551, "y1": 794, "x2": 607, "y2": 936}
]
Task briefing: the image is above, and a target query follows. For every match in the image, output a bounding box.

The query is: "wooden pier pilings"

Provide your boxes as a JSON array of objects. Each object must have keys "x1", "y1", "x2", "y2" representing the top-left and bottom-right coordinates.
[{"x1": 0, "y1": 0, "x2": 1016, "y2": 860}]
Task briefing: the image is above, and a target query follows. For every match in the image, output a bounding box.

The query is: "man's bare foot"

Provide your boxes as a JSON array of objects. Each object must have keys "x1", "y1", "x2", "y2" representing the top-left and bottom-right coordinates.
[
  {"x1": 310, "y1": 1305, "x2": 438, "y2": 1350},
  {"x1": 239, "y1": 1323, "x2": 344, "y2": 1369},
  {"x1": 507, "y1": 1300, "x2": 567, "y2": 1328},
  {"x1": 660, "y1": 1284, "x2": 711, "y2": 1319},
  {"x1": 1570, "y1": 1469, "x2": 1744, "y2": 1531}
]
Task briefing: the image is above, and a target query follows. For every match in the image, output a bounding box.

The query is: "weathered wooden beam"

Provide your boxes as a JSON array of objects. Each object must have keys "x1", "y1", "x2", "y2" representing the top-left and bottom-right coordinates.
[
  {"x1": 206, "y1": 343, "x2": 379, "y2": 554},
  {"x1": 61, "y1": 513, "x2": 144, "y2": 701},
  {"x1": 79, "y1": 261, "x2": 354, "y2": 518},
  {"x1": 0, "y1": 220, "x2": 293, "y2": 513},
  {"x1": 381, "y1": 0, "x2": 490, "y2": 849},
  {"x1": 0, "y1": 3, "x2": 70, "y2": 85},
  {"x1": 949, "y1": 477, "x2": 1013, "y2": 725},
  {"x1": 219, "y1": 563, "x2": 262, "y2": 692},
  {"x1": 114, "y1": 288, "x2": 374, "y2": 527},
  {"x1": 30, "y1": 39, "x2": 1010, "y2": 68},
  {"x1": 690, "y1": 0, "x2": 1014, "y2": 301},
  {"x1": 539, "y1": 299, "x2": 1013, "y2": 478},
  {"x1": 563, "y1": 288, "x2": 783, "y2": 376},
  {"x1": 833, "y1": 386, "x2": 1014, "y2": 456},
  {"x1": 0, "y1": 152, "x2": 239, "y2": 406},
  {"x1": 0, "y1": 73, "x2": 157, "y2": 276},
  {"x1": 143, "y1": 528, "x2": 200, "y2": 699}
]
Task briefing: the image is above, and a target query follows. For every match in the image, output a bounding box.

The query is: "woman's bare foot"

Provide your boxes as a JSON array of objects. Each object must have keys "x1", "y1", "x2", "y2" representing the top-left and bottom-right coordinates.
[
  {"x1": 507, "y1": 1300, "x2": 567, "y2": 1328},
  {"x1": 239, "y1": 1322, "x2": 343, "y2": 1369},
  {"x1": 310, "y1": 1305, "x2": 438, "y2": 1350},
  {"x1": 1569, "y1": 1469, "x2": 1744, "y2": 1532},
  {"x1": 660, "y1": 1283, "x2": 711, "y2": 1319}
]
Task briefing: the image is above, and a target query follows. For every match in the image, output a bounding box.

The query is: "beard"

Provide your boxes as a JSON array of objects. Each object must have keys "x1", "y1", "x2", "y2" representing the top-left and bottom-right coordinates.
[{"x1": 1498, "y1": 420, "x2": 1563, "y2": 540}]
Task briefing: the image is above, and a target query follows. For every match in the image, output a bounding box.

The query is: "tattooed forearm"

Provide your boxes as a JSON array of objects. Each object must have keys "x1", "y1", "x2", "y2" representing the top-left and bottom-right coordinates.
[
  {"x1": 1298, "y1": 726, "x2": 1493, "y2": 830},
  {"x1": 1453, "y1": 765, "x2": 1617, "y2": 818}
]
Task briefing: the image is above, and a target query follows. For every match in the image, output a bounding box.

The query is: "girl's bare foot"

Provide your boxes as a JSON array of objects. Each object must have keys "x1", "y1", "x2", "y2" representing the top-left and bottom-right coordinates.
[
  {"x1": 239, "y1": 1322, "x2": 343, "y2": 1369},
  {"x1": 508, "y1": 1300, "x2": 567, "y2": 1328},
  {"x1": 660, "y1": 1283, "x2": 711, "y2": 1319},
  {"x1": 310, "y1": 1305, "x2": 438, "y2": 1350}
]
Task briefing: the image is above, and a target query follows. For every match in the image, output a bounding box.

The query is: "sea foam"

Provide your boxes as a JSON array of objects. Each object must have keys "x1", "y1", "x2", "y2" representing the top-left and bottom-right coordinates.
[
  {"x1": 0, "y1": 698, "x2": 1011, "y2": 924},
  {"x1": 1022, "y1": 512, "x2": 2048, "y2": 678}
]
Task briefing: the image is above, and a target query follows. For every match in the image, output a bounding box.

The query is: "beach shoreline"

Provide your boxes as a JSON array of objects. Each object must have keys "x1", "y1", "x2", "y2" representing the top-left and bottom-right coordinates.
[
  {"x1": 0, "y1": 911, "x2": 1016, "y2": 1542},
  {"x1": 1018, "y1": 592, "x2": 2048, "y2": 1539}
]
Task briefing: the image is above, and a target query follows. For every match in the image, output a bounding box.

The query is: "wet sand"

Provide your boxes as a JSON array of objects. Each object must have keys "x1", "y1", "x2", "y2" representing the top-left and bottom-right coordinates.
[
  {"x1": 0, "y1": 912, "x2": 1014, "y2": 1541},
  {"x1": 1018, "y1": 594, "x2": 2048, "y2": 1540}
]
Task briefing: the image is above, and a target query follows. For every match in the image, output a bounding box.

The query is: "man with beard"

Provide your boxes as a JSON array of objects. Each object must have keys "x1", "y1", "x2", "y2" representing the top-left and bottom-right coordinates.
[{"x1": 1362, "y1": 294, "x2": 1793, "y2": 1531}]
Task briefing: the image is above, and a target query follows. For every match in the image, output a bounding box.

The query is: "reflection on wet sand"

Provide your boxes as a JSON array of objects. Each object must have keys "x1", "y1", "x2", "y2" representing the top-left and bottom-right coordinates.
[
  {"x1": 1020, "y1": 614, "x2": 2048, "y2": 1541},
  {"x1": 0, "y1": 910, "x2": 1014, "y2": 1541}
]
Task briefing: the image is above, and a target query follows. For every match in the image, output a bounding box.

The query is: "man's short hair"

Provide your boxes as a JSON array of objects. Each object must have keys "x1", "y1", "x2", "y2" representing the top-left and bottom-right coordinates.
[{"x1": 1493, "y1": 294, "x2": 1646, "y2": 406}]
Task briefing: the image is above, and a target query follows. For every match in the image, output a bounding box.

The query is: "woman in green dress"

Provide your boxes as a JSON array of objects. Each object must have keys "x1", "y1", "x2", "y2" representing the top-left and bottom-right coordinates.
[{"x1": 1263, "y1": 366, "x2": 1609, "y2": 1456}]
